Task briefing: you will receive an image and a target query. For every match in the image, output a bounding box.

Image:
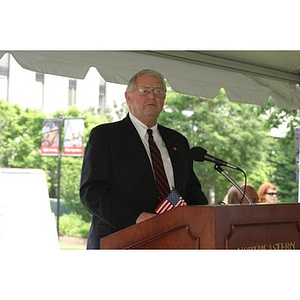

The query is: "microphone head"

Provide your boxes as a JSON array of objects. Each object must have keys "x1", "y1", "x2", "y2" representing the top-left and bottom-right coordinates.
[{"x1": 190, "y1": 147, "x2": 207, "y2": 162}]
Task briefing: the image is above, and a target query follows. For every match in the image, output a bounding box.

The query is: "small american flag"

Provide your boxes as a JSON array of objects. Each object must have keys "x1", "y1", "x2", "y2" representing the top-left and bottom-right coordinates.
[{"x1": 155, "y1": 188, "x2": 187, "y2": 214}]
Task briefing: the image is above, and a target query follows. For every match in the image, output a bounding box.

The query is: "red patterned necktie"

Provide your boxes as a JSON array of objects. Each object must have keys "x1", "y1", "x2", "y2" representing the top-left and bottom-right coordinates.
[{"x1": 147, "y1": 129, "x2": 170, "y2": 202}]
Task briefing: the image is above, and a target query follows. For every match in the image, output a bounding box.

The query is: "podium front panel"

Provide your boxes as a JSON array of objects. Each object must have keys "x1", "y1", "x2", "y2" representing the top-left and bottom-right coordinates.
[
  {"x1": 101, "y1": 203, "x2": 300, "y2": 249},
  {"x1": 215, "y1": 203, "x2": 300, "y2": 249}
]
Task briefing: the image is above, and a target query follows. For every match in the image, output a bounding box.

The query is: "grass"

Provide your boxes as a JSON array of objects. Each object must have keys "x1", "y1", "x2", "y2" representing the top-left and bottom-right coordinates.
[
  {"x1": 59, "y1": 241, "x2": 86, "y2": 250},
  {"x1": 59, "y1": 236, "x2": 87, "y2": 250}
]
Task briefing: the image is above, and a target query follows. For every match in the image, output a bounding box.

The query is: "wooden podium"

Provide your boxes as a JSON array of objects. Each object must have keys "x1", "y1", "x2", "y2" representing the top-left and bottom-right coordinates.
[{"x1": 100, "y1": 203, "x2": 300, "y2": 249}]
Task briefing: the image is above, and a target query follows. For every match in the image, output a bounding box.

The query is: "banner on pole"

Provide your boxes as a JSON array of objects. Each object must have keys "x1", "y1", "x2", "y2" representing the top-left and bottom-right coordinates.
[
  {"x1": 41, "y1": 119, "x2": 60, "y2": 156},
  {"x1": 63, "y1": 118, "x2": 84, "y2": 156}
]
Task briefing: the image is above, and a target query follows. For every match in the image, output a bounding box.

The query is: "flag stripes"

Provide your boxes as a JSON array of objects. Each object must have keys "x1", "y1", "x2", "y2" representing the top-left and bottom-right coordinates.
[{"x1": 155, "y1": 188, "x2": 187, "y2": 214}]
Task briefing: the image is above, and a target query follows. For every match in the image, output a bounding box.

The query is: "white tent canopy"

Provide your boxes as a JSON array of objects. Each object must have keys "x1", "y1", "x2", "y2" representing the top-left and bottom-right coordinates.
[{"x1": 1, "y1": 50, "x2": 300, "y2": 109}]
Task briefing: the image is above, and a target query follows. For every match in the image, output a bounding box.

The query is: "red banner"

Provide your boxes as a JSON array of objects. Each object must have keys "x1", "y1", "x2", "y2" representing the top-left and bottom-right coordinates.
[
  {"x1": 63, "y1": 118, "x2": 84, "y2": 156},
  {"x1": 41, "y1": 119, "x2": 60, "y2": 156}
]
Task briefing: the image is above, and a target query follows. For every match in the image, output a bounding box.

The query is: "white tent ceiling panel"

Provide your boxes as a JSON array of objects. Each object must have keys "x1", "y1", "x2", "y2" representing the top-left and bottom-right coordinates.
[
  {"x1": 8, "y1": 51, "x2": 92, "y2": 79},
  {"x1": 1, "y1": 50, "x2": 299, "y2": 109},
  {"x1": 248, "y1": 75, "x2": 300, "y2": 109},
  {"x1": 162, "y1": 58, "x2": 272, "y2": 105}
]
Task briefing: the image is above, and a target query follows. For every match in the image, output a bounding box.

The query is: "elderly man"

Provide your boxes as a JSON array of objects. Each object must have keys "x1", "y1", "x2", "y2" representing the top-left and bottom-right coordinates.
[{"x1": 80, "y1": 69, "x2": 208, "y2": 249}]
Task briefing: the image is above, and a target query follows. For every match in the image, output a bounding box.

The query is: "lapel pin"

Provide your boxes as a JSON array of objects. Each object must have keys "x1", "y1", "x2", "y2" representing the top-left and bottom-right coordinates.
[{"x1": 173, "y1": 146, "x2": 177, "y2": 151}]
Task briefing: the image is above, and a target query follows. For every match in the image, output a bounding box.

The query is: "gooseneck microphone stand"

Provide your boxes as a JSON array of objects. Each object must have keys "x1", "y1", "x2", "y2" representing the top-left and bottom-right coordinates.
[{"x1": 214, "y1": 164, "x2": 252, "y2": 204}]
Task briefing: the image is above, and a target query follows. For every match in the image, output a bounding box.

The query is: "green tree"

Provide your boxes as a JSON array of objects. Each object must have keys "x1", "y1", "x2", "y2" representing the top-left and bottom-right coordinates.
[
  {"x1": 0, "y1": 100, "x2": 110, "y2": 222},
  {"x1": 0, "y1": 100, "x2": 46, "y2": 167},
  {"x1": 159, "y1": 89, "x2": 276, "y2": 203},
  {"x1": 257, "y1": 98, "x2": 300, "y2": 202}
]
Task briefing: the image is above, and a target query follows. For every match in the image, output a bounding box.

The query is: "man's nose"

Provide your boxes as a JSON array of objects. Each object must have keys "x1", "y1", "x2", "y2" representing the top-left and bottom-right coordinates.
[{"x1": 148, "y1": 89, "x2": 156, "y2": 97}]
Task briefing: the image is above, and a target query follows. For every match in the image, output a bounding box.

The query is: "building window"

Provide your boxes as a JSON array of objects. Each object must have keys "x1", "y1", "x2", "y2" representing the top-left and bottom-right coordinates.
[
  {"x1": 35, "y1": 73, "x2": 44, "y2": 83},
  {"x1": 35, "y1": 73, "x2": 45, "y2": 109},
  {"x1": 0, "y1": 53, "x2": 10, "y2": 101},
  {"x1": 0, "y1": 53, "x2": 9, "y2": 76},
  {"x1": 98, "y1": 77, "x2": 106, "y2": 113},
  {"x1": 68, "y1": 79, "x2": 77, "y2": 106}
]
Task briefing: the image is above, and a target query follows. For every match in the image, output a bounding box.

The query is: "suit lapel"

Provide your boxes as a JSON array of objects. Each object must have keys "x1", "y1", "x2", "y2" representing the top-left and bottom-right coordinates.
[{"x1": 121, "y1": 116, "x2": 157, "y2": 188}]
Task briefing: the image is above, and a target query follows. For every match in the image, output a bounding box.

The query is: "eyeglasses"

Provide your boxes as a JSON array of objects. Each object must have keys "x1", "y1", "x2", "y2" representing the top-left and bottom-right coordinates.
[
  {"x1": 265, "y1": 192, "x2": 278, "y2": 196},
  {"x1": 132, "y1": 87, "x2": 166, "y2": 98}
]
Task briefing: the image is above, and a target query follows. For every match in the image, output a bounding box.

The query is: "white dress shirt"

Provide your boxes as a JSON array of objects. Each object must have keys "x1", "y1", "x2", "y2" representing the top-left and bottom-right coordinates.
[{"x1": 129, "y1": 113, "x2": 175, "y2": 189}]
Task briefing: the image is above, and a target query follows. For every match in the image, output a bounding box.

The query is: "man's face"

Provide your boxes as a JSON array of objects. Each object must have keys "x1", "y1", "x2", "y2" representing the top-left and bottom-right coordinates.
[{"x1": 125, "y1": 74, "x2": 166, "y2": 126}]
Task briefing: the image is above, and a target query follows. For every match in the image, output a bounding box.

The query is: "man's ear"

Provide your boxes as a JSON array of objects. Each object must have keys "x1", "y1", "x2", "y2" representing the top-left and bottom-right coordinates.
[{"x1": 125, "y1": 91, "x2": 131, "y2": 105}]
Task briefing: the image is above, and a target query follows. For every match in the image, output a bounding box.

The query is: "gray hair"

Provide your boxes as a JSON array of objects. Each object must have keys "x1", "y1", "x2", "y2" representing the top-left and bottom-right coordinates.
[{"x1": 126, "y1": 69, "x2": 166, "y2": 92}]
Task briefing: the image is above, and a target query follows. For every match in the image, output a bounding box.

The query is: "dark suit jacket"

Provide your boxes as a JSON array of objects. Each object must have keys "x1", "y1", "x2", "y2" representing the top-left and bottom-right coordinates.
[{"x1": 80, "y1": 114, "x2": 208, "y2": 249}]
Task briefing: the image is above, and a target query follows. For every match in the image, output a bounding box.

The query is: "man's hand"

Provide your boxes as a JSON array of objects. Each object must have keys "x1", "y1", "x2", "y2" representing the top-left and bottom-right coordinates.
[{"x1": 136, "y1": 212, "x2": 156, "y2": 224}]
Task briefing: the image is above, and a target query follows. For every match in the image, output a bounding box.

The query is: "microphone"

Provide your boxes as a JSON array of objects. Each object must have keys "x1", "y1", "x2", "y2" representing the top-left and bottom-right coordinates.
[{"x1": 190, "y1": 146, "x2": 241, "y2": 170}]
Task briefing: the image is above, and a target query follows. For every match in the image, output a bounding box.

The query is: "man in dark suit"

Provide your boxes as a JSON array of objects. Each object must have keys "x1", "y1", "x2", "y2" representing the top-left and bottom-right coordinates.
[{"x1": 80, "y1": 69, "x2": 208, "y2": 249}]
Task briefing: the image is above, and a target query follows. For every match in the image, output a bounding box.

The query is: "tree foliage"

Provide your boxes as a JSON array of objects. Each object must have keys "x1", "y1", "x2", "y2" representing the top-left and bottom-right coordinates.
[
  {"x1": 159, "y1": 90, "x2": 298, "y2": 203},
  {"x1": 0, "y1": 101, "x2": 46, "y2": 168},
  {"x1": 0, "y1": 100, "x2": 109, "y2": 222},
  {"x1": 256, "y1": 98, "x2": 300, "y2": 202}
]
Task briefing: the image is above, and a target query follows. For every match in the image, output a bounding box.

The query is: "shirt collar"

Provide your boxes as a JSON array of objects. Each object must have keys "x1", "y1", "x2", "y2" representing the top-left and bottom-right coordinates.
[{"x1": 129, "y1": 112, "x2": 158, "y2": 133}]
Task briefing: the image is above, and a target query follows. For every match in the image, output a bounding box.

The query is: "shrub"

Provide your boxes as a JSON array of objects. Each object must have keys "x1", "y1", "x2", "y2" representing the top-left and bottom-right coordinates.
[{"x1": 59, "y1": 213, "x2": 90, "y2": 238}]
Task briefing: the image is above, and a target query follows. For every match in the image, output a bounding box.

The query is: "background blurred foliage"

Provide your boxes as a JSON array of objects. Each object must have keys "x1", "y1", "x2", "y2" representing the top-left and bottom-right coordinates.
[{"x1": 1, "y1": 89, "x2": 299, "y2": 227}]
